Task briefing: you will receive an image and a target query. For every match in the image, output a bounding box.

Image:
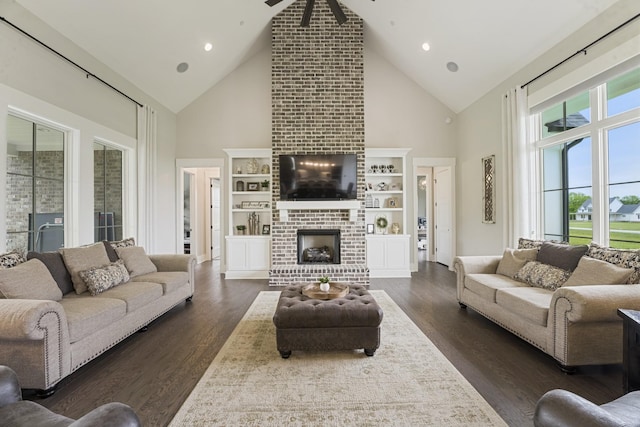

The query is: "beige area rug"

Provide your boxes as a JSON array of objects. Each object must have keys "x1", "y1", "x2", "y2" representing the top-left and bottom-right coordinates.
[{"x1": 169, "y1": 291, "x2": 506, "y2": 426}]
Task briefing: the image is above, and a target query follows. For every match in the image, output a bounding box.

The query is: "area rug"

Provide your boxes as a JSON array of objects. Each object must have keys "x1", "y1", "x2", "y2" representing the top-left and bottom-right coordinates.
[{"x1": 169, "y1": 291, "x2": 506, "y2": 426}]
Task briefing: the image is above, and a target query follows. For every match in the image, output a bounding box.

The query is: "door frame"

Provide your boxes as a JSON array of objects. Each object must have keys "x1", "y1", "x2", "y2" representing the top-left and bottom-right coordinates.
[
  {"x1": 175, "y1": 159, "x2": 224, "y2": 262},
  {"x1": 412, "y1": 157, "x2": 456, "y2": 271}
]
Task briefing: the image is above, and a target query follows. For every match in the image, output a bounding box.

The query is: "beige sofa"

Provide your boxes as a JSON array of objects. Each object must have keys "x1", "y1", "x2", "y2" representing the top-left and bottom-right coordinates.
[
  {"x1": 0, "y1": 241, "x2": 195, "y2": 395},
  {"x1": 454, "y1": 240, "x2": 640, "y2": 371}
]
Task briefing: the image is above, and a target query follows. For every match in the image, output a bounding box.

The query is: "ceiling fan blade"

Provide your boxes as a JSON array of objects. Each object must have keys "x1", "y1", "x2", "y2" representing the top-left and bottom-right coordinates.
[
  {"x1": 301, "y1": 0, "x2": 315, "y2": 27},
  {"x1": 265, "y1": 0, "x2": 283, "y2": 6},
  {"x1": 326, "y1": 0, "x2": 347, "y2": 25}
]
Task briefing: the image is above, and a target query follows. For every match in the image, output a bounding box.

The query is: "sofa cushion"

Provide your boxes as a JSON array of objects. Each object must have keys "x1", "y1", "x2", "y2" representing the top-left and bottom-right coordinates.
[
  {"x1": 0, "y1": 250, "x2": 26, "y2": 269},
  {"x1": 564, "y1": 256, "x2": 634, "y2": 287},
  {"x1": 131, "y1": 271, "x2": 188, "y2": 294},
  {"x1": 97, "y1": 281, "x2": 163, "y2": 313},
  {"x1": 0, "y1": 259, "x2": 62, "y2": 301},
  {"x1": 496, "y1": 287, "x2": 553, "y2": 326},
  {"x1": 59, "y1": 295, "x2": 126, "y2": 343},
  {"x1": 115, "y1": 246, "x2": 157, "y2": 278},
  {"x1": 465, "y1": 273, "x2": 527, "y2": 303},
  {"x1": 60, "y1": 243, "x2": 111, "y2": 295},
  {"x1": 514, "y1": 261, "x2": 571, "y2": 291},
  {"x1": 537, "y1": 242, "x2": 588, "y2": 272},
  {"x1": 79, "y1": 260, "x2": 130, "y2": 296},
  {"x1": 27, "y1": 251, "x2": 74, "y2": 295},
  {"x1": 587, "y1": 243, "x2": 640, "y2": 284},
  {"x1": 496, "y1": 248, "x2": 539, "y2": 278}
]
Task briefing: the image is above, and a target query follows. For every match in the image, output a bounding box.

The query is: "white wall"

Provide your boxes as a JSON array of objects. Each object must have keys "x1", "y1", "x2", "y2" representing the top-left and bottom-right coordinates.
[
  {"x1": 456, "y1": 0, "x2": 640, "y2": 256},
  {"x1": 0, "y1": 1, "x2": 178, "y2": 253}
]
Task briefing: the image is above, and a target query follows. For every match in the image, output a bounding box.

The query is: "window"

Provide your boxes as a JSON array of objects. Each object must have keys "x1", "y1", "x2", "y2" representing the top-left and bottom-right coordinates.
[
  {"x1": 5, "y1": 114, "x2": 65, "y2": 253},
  {"x1": 535, "y1": 67, "x2": 640, "y2": 248},
  {"x1": 93, "y1": 142, "x2": 123, "y2": 242}
]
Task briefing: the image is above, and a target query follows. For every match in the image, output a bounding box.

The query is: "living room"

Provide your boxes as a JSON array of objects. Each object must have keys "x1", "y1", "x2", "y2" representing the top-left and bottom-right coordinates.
[{"x1": 1, "y1": 0, "x2": 639, "y2": 425}]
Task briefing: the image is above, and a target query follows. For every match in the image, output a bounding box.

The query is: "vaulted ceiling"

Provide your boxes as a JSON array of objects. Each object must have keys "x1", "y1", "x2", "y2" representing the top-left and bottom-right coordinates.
[{"x1": 15, "y1": 0, "x2": 621, "y2": 114}]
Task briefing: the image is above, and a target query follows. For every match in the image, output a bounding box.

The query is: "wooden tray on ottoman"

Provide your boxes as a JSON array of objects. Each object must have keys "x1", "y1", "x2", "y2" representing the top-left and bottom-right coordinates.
[{"x1": 302, "y1": 282, "x2": 349, "y2": 300}]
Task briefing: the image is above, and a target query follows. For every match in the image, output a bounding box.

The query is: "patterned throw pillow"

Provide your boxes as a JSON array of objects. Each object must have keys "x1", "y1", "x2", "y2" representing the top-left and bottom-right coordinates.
[
  {"x1": 587, "y1": 243, "x2": 640, "y2": 284},
  {"x1": 0, "y1": 250, "x2": 26, "y2": 269},
  {"x1": 518, "y1": 238, "x2": 568, "y2": 250},
  {"x1": 514, "y1": 261, "x2": 571, "y2": 291},
  {"x1": 79, "y1": 260, "x2": 130, "y2": 296},
  {"x1": 109, "y1": 237, "x2": 136, "y2": 249}
]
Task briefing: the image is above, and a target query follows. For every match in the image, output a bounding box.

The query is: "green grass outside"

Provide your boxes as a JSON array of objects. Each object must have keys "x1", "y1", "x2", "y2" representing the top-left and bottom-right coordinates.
[{"x1": 569, "y1": 220, "x2": 640, "y2": 248}]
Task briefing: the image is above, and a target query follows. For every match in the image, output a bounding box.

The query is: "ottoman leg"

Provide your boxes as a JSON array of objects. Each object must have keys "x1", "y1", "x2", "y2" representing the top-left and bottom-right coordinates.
[
  {"x1": 364, "y1": 348, "x2": 376, "y2": 357},
  {"x1": 279, "y1": 350, "x2": 292, "y2": 359}
]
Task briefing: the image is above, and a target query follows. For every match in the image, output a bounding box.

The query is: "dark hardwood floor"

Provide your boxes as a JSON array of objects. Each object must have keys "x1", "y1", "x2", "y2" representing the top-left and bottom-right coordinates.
[{"x1": 32, "y1": 255, "x2": 623, "y2": 426}]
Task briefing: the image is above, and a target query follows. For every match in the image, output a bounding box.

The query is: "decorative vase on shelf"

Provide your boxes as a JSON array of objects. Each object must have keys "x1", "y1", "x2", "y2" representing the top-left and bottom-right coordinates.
[{"x1": 391, "y1": 222, "x2": 400, "y2": 234}]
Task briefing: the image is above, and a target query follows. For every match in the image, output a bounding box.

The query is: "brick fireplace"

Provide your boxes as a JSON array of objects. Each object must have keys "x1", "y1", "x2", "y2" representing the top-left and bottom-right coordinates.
[{"x1": 269, "y1": 0, "x2": 369, "y2": 286}]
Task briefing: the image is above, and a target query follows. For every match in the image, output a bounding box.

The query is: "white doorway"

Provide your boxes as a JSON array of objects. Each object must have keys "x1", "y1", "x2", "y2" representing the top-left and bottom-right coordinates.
[
  {"x1": 412, "y1": 158, "x2": 456, "y2": 270},
  {"x1": 210, "y1": 178, "x2": 221, "y2": 260}
]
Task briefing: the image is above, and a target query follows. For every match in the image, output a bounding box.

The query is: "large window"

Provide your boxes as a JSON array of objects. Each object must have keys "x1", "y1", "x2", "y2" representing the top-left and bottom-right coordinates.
[
  {"x1": 535, "y1": 67, "x2": 640, "y2": 248},
  {"x1": 5, "y1": 114, "x2": 65, "y2": 253},
  {"x1": 93, "y1": 142, "x2": 124, "y2": 242}
]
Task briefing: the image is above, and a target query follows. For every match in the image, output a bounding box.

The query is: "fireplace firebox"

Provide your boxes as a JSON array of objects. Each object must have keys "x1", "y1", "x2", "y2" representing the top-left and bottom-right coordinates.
[{"x1": 297, "y1": 229, "x2": 341, "y2": 264}]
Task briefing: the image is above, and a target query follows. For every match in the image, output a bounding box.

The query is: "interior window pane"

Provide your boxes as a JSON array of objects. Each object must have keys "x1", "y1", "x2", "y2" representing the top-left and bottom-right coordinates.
[
  {"x1": 567, "y1": 137, "x2": 591, "y2": 189},
  {"x1": 6, "y1": 175, "x2": 32, "y2": 234},
  {"x1": 608, "y1": 122, "x2": 640, "y2": 248},
  {"x1": 6, "y1": 115, "x2": 33, "y2": 176},
  {"x1": 34, "y1": 178, "x2": 65, "y2": 251},
  {"x1": 35, "y1": 130, "x2": 64, "y2": 181},
  {"x1": 541, "y1": 91, "x2": 590, "y2": 138},
  {"x1": 543, "y1": 145, "x2": 563, "y2": 191},
  {"x1": 94, "y1": 143, "x2": 124, "y2": 242},
  {"x1": 607, "y1": 68, "x2": 640, "y2": 117}
]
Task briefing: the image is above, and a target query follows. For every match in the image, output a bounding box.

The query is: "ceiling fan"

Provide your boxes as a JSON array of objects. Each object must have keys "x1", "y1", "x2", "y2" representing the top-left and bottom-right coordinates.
[{"x1": 265, "y1": 0, "x2": 371, "y2": 27}]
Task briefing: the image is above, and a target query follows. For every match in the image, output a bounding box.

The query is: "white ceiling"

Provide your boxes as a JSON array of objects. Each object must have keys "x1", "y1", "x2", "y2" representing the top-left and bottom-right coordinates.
[{"x1": 15, "y1": 0, "x2": 621, "y2": 114}]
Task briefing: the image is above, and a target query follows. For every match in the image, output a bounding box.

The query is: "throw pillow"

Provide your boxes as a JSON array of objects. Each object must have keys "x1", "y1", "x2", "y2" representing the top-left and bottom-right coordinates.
[
  {"x1": 518, "y1": 238, "x2": 567, "y2": 250},
  {"x1": 0, "y1": 258, "x2": 62, "y2": 301},
  {"x1": 514, "y1": 261, "x2": 571, "y2": 291},
  {"x1": 496, "y1": 248, "x2": 539, "y2": 278},
  {"x1": 60, "y1": 243, "x2": 111, "y2": 294},
  {"x1": 79, "y1": 260, "x2": 130, "y2": 296},
  {"x1": 536, "y1": 242, "x2": 588, "y2": 272},
  {"x1": 587, "y1": 243, "x2": 640, "y2": 284},
  {"x1": 0, "y1": 250, "x2": 26, "y2": 269},
  {"x1": 104, "y1": 238, "x2": 136, "y2": 263},
  {"x1": 27, "y1": 251, "x2": 74, "y2": 295},
  {"x1": 115, "y1": 246, "x2": 157, "y2": 278},
  {"x1": 563, "y1": 256, "x2": 634, "y2": 287}
]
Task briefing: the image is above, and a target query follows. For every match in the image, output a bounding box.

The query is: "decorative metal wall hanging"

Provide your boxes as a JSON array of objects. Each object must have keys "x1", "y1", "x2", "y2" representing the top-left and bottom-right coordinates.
[{"x1": 482, "y1": 155, "x2": 496, "y2": 224}]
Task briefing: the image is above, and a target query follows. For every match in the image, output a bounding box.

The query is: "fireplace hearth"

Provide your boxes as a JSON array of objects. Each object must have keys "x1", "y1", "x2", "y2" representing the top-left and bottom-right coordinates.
[{"x1": 297, "y1": 229, "x2": 340, "y2": 264}]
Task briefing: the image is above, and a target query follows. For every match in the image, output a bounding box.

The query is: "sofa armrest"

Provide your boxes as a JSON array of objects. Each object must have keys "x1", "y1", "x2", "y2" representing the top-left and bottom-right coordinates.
[
  {"x1": 551, "y1": 285, "x2": 640, "y2": 323},
  {"x1": 453, "y1": 255, "x2": 502, "y2": 301},
  {"x1": 534, "y1": 389, "x2": 627, "y2": 427},
  {"x1": 70, "y1": 402, "x2": 141, "y2": 427},
  {"x1": 0, "y1": 299, "x2": 67, "y2": 340},
  {"x1": 0, "y1": 366, "x2": 21, "y2": 408},
  {"x1": 149, "y1": 254, "x2": 195, "y2": 273}
]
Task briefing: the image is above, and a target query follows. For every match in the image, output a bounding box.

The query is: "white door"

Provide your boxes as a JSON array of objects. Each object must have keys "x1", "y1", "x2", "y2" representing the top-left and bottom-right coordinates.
[
  {"x1": 434, "y1": 167, "x2": 453, "y2": 267},
  {"x1": 211, "y1": 179, "x2": 221, "y2": 260}
]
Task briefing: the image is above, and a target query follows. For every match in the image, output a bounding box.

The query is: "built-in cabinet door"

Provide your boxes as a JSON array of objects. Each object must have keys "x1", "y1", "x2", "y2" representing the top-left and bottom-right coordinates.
[
  {"x1": 247, "y1": 239, "x2": 271, "y2": 271},
  {"x1": 385, "y1": 237, "x2": 410, "y2": 270},
  {"x1": 226, "y1": 238, "x2": 248, "y2": 271},
  {"x1": 366, "y1": 235, "x2": 411, "y2": 278}
]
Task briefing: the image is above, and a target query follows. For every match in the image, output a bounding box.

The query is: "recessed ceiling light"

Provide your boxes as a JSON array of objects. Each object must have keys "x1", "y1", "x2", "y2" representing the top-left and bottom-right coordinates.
[
  {"x1": 177, "y1": 62, "x2": 189, "y2": 73},
  {"x1": 421, "y1": 42, "x2": 431, "y2": 52},
  {"x1": 446, "y1": 61, "x2": 459, "y2": 72},
  {"x1": 204, "y1": 42, "x2": 213, "y2": 52}
]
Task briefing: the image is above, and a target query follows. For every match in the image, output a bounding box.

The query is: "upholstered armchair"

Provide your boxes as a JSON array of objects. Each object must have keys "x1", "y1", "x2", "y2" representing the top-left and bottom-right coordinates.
[
  {"x1": 0, "y1": 365, "x2": 141, "y2": 427},
  {"x1": 534, "y1": 389, "x2": 640, "y2": 427}
]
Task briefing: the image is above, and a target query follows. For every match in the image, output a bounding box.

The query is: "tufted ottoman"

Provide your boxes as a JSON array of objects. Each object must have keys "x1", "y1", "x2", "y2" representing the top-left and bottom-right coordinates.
[{"x1": 273, "y1": 284, "x2": 383, "y2": 358}]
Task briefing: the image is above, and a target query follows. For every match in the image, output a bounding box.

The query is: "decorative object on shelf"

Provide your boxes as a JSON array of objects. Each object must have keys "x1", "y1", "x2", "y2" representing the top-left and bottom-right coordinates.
[
  {"x1": 387, "y1": 197, "x2": 398, "y2": 208},
  {"x1": 261, "y1": 180, "x2": 269, "y2": 191},
  {"x1": 247, "y1": 182, "x2": 259, "y2": 191},
  {"x1": 262, "y1": 224, "x2": 271, "y2": 235},
  {"x1": 373, "y1": 198, "x2": 380, "y2": 208},
  {"x1": 365, "y1": 193, "x2": 373, "y2": 208},
  {"x1": 387, "y1": 164, "x2": 395, "y2": 173},
  {"x1": 241, "y1": 201, "x2": 270, "y2": 209},
  {"x1": 235, "y1": 225, "x2": 246, "y2": 235},
  {"x1": 261, "y1": 163, "x2": 270, "y2": 174},
  {"x1": 391, "y1": 222, "x2": 401, "y2": 234},
  {"x1": 247, "y1": 212, "x2": 260, "y2": 235},
  {"x1": 367, "y1": 182, "x2": 373, "y2": 190},
  {"x1": 246, "y1": 158, "x2": 259, "y2": 174},
  {"x1": 376, "y1": 215, "x2": 388, "y2": 234},
  {"x1": 366, "y1": 223, "x2": 374, "y2": 234},
  {"x1": 235, "y1": 165, "x2": 243, "y2": 174},
  {"x1": 376, "y1": 182, "x2": 387, "y2": 191},
  {"x1": 390, "y1": 183, "x2": 400, "y2": 191},
  {"x1": 318, "y1": 276, "x2": 330, "y2": 292},
  {"x1": 236, "y1": 180, "x2": 245, "y2": 192},
  {"x1": 482, "y1": 155, "x2": 496, "y2": 224},
  {"x1": 371, "y1": 165, "x2": 379, "y2": 173}
]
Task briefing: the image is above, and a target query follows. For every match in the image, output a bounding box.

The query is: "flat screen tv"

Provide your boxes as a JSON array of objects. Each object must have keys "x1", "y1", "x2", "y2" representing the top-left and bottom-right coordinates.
[{"x1": 279, "y1": 154, "x2": 357, "y2": 201}]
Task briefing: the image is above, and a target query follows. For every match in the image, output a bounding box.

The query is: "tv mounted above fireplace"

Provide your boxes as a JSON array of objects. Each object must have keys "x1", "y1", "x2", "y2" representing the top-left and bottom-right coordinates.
[{"x1": 279, "y1": 154, "x2": 357, "y2": 201}]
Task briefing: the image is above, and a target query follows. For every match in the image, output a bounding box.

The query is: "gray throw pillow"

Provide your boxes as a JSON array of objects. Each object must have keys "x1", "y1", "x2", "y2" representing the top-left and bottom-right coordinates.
[
  {"x1": 0, "y1": 258, "x2": 62, "y2": 301},
  {"x1": 496, "y1": 248, "x2": 539, "y2": 278},
  {"x1": 27, "y1": 251, "x2": 74, "y2": 295},
  {"x1": 536, "y1": 242, "x2": 588, "y2": 272},
  {"x1": 60, "y1": 243, "x2": 111, "y2": 294},
  {"x1": 115, "y1": 246, "x2": 157, "y2": 278},
  {"x1": 514, "y1": 261, "x2": 571, "y2": 291},
  {"x1": 564, "y1": 256, "x2": 634, "y2": 287}
]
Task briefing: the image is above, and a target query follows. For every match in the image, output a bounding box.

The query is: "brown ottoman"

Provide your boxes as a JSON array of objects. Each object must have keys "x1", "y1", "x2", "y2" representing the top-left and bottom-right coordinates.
[{"x1": 273, "y1": 284, "x2": 383, "y2": 358}]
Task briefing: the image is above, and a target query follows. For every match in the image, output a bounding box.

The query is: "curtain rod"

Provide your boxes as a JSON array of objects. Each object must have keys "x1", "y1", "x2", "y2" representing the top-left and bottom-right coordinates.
[
  {"x1": 521, "y1": 12, "x2": 640, "y2": 89},
  {"x1": 0, "y1": 16, "x2": 143, "y2": 108}
]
